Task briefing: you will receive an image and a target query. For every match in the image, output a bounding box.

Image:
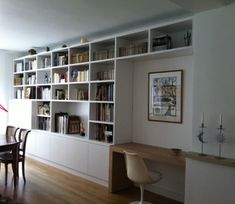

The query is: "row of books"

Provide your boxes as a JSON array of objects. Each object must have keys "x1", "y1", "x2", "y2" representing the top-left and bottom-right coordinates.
[
  {"x1": 77, "y1": 89, "x2": 88, "y2": 100},
  {"x1": 96, "y1": 103, "x2": 113, "y2": 122},
  {"x1": 96, "y1": 84, "x2": 113, "y2": 101},
  {"x1": 15, "y1": 62, "x2": 23, "y2": 72},
  {"x1": 14, "y1": 77, "x2": 23, "y2": 85},
  {"x1": 25, "y1": 60, "x2": 37, "y2": 71},
  {"x1": 25, "y1": 87, "x2": 36, "y2": 99},
  {"x1": 119, "y1": 42, "x2": 148, "y2": 57},
  {"x1": 16, "y1": 89, "x2": 24, "y2": 99},
  {"x1": 55, "y1": 89, "x2": 68, "y2": 100},
  {"x1": 71, "y1": 51, "x2": 89, "y2": 64},
  {"x1": 92, "y1": 48, "x2": 114, "y2": 61},
  {"x1": 39, "y1": 57, "x2": 51, "y2": 68},
  {"x1": 94, "y1": 124, "x2": 113, "y2": 143},
  {"x1": 96, "y1": 69, "x2": 114, "y2": 81},
  {"x1": 26, "y1": 74, "x2": 36, "y2": 85},
  {"x1": 54, "y1": 72, "x2": 68, "y2": 83},
  {"x1": 71, "y1": 69, "x2": 89, "y2": 82},
  {"x1": 38, "y1": 117, "x2": 50, "y2": 131},
  {"x1": 55, "y1": 113, "x2": 68, "y2": 134},
  {"x1": 55, "y1": 113, "x2": 81, "y2": 134},
  {"x1": 53, "y1": 53, "x2": 68, "y2": 66},
  {"x1": 37, "y1": 87, "x2": 51, "y2": 100}
]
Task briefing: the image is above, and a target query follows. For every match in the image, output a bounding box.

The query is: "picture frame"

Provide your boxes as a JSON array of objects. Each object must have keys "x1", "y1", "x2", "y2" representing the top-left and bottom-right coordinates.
[{"x1": 148, "y1": 70, "x2": 183, "y2": 123}]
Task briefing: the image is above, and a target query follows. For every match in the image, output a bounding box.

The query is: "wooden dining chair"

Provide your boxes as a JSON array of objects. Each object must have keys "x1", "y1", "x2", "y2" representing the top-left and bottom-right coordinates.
[
  {"x1": 0, "y1": 128, "x2": 31, "y2": 185},
  {"x1": 5, "y1": 125, "x2": 19, "y2": 140}
]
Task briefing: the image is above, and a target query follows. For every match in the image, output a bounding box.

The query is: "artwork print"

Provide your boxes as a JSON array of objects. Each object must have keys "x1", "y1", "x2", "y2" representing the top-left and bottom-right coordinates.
[{"x1": 148, "y1": 70, "x2": 183, "y2": 123}]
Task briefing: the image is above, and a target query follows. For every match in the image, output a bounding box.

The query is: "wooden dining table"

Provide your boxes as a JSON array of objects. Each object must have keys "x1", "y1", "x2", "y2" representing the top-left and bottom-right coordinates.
[{"x1": 0, "y1": 134, "x2": 20, "y2": 188}]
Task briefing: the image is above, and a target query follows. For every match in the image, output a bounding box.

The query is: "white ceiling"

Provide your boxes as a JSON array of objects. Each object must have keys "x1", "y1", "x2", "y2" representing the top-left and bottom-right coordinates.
[{"x1": 0, "y1": 0, "x2": 232, "y2": 51}]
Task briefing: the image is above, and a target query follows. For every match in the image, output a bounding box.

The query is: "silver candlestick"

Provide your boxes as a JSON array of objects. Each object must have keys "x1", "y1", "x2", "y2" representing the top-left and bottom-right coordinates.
[
  {"x1": 216, "y1": 124, "x2": 225, "y2": 159},
  {"x1": 197, "y1": 123, "x2": 207, "y2": 156}
]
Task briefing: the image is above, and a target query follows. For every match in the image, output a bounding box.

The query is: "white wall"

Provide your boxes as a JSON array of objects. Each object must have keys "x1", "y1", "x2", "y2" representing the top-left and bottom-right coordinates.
[
  {"x1": 133, "y1": 56, "x2": 193, "y2": 151},
  {"x1": 192, "y1": 3, "x2": 235, "y2": 158},
  {"x1": 0, "y1": 50, "x2": 20, "y2": 133},
  {"x1": 132, "y1": 55, "x2": 193, "y2": 201}
]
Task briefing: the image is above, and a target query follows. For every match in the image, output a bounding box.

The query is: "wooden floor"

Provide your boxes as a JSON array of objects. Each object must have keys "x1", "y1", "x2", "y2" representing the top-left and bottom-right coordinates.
[{"x1": 0, "y1": 158, "x2": 183, "y2": 204}]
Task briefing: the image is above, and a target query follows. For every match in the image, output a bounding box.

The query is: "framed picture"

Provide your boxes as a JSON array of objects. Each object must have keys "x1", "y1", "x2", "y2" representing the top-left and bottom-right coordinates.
[{"x1": 148, "y1": 70, "x2": 183, "y2": 123}]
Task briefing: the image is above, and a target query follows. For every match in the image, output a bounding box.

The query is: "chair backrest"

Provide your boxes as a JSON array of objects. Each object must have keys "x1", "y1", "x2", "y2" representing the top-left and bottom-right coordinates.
[
  {"x1": 5, "y1": 125, "x2": 19, "y2": 140},
  {"x1": 16, "y1": 129, "x2": 31, "y2": 157},
  {"x1": 124, "y1": 151, "x2": 152, "y2": 184}
]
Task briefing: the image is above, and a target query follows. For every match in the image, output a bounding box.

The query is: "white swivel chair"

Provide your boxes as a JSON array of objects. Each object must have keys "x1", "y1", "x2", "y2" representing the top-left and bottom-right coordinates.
[{"x1": 124, "y1": 151, "x2": 162, "y2": 204}]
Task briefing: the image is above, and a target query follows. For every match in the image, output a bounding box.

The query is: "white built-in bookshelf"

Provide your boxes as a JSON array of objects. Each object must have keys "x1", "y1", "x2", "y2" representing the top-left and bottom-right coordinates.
[{"x1": 13, "y1": 18, "x2": 193, "y2": 145}]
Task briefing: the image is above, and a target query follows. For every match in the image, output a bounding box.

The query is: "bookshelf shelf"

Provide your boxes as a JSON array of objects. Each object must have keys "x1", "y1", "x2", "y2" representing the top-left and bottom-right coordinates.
[
  {"x1": 70, "y1": 62, "x2": 90, "y2": 66},
  {"x1": 90, "y1": 100, "x2": 114, "y2": 104},
  {"x1": 90, "y1": 80, "x2": 114, "y2": 84},
  {"x1": 24, "y1": 84, "x2": 37, "y2": 87},
  {"x1": 13, "y1": 17, "x2": 193, "y2": 145},
  {"x1": 66, "y1": 100, "x2": 89, "y2": 103},
  {"x1": 91, "y1": 58, "x2": 115, "y2": 64},
  {"x1": 89, "y1": 120, "x2": 114, "y2": 125},
  {"x1": 51, "y1": 99, "x2": 70, "y2": 102},
  {"x1": 51, "y1": 65, "x2": 69, "y2": 69},
  {"x1": 37, "y1": 67, "x2": 51, "y2": 71},
  {"x1": 37, "y1": 114, "x2": 50, "y2": 118},
  {"x1": 37, "y1": 83, "x2": 52, "y2": 86},
  {"x1": 51, "y1": 82, "x2": 69, "y2": 85},
  {"x1": 14, "y1": 71, "x2": 24, "y2": 74},
  {"x1": 69, "y1": 81, "x2": 89, "y2": 85},
  {"x1": 24, "y1": 70, "x2": 36, "y2": 73}
]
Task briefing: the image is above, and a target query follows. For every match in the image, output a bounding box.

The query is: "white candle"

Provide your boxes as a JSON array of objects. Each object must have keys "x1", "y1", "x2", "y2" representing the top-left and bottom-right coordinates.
[
  {"x1": 219, "y1": 114, "x2": 223, "y2": 126},
  {"x1": 201, "y1": 112, "x2": 204, "y2": 124}
]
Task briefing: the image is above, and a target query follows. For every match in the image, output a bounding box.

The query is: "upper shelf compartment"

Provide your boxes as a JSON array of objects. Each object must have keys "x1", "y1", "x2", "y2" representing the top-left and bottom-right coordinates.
[
  {"x1": 70, "y1": 44, "x2": 89, "y2": 64},
  {"x1": 91, "y1": 38, "x2": 115, "y2": 61},
  {"x1": 150, "y1": 19, "x2": 192, "y2": 53},
  {"x1": 37, "y1": 52, "x2": 51, "y2": 69},
  {"x1": 116, "y1": 30, "x2": 148, "y2": 58},
  {"x1": 52, "y1": 48, "x2": 69, "y2": 67}
]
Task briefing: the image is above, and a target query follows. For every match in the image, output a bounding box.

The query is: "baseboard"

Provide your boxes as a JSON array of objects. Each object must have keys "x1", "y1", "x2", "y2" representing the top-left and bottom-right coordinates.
[
  {"x1": 145, "y1": 184, "x2": 184, "y2": 203},
  {"x1": 26, "y1": 154, "x2": 108, "y2": 187}
]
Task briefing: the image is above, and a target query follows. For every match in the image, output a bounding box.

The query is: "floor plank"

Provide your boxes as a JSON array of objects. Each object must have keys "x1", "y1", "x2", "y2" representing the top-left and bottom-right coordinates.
[{"x1": 0, "y1": 158, "x2": 183, "y2": 204}]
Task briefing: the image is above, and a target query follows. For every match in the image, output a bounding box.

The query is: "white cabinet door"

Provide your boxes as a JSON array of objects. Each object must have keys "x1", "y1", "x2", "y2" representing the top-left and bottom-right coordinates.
[
  {"x1": 88, "y1": 143, "x2": 109, "y2": 181},
  {"x1": 36, "y1": 132, "x2": 51, "y2": 160},
  {"x1": 26, "y1": 131, "x2": 37, "y2": 155},
  {"x1": 65, "y1": 139, "x2": 88, "y2": 174},
  {"x1": 50, "y1": 135, "x2": 67, "y2": 166}
]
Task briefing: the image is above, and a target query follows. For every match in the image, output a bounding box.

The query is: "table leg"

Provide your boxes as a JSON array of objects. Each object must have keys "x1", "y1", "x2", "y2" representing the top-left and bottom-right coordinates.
[
  {"x1": 108, "y1": 150, "x2": 133, "y2": 192},
  {"x1": 12, "y1": 144, "x2": 19, "y2": 188}
]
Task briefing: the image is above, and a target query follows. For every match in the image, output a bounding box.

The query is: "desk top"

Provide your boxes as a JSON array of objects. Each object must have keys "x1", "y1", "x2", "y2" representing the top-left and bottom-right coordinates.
[
  {"x1": 186, "y1": 152, "x2": 235, "y2": 167},
  {"x1": 110, "y1": 143, "x2": 185, "y2": 167}
]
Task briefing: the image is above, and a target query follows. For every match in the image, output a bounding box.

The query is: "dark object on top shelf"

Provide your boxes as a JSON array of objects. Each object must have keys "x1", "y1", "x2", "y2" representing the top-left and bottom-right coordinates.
[
  {"x1": 46, "y1": 47, "x2": 50, "y2": 52},
  {"x1": 184, "y1": 31, "x2": 192, "y2": 46},
  {"x1": 28, "y1": 48, "x2": 37, "y2": 55},
  {"x1": 152, "y1": 35, "x2": 171, "y2": 51},
  {"x1": 62, "y1": 44, "x2": 67, "y2": 48}
]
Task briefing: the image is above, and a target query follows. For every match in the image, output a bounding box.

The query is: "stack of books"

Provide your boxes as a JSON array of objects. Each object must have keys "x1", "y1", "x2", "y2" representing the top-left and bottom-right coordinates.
[{"x1": 55, "y1": 112, "x2": 68, "y2": 134}]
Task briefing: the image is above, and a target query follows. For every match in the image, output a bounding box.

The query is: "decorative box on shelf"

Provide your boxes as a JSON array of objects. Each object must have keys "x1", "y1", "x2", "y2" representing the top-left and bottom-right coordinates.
[
  {"x1": 152, "y1": 35, "x2": 171, "y2": 51},
  {"x1": 68, "y1": 115, "x2": 80, "y2": 134}
]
